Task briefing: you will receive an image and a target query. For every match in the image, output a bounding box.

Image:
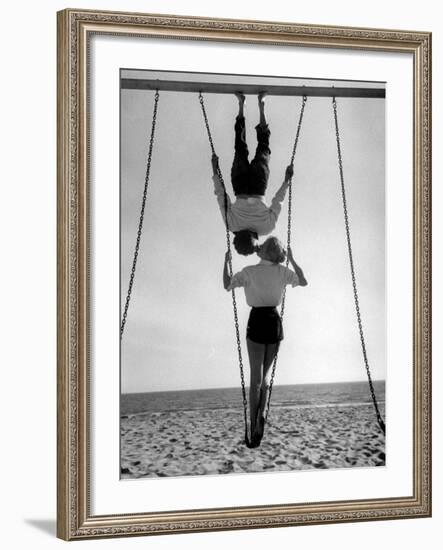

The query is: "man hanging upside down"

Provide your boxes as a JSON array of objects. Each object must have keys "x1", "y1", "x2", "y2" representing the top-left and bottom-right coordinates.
[{"x1": 211, "y1": 92, "x2": 294, "y2": 255}]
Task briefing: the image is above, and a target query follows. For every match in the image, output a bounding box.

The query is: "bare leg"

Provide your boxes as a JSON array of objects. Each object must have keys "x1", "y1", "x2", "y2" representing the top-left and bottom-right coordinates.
[
  {"x1": 258, "y1": 92, "x2": 267, "y2": 126},
  {"x1": 235, "y1": 92, "x2": 245, "y2": 117},
  {"x1": 254, "y1": 342, "x2": 280, "y2": 440},
  {"x1": 246, "y1": 338, "x2": 265, "y2": 436}
]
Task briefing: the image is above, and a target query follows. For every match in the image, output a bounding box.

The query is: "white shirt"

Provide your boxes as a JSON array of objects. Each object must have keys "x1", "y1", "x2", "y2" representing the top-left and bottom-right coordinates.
[
  {"x1": 228, "y1": 260, "x2": 300, "y2": 307},
  {"x1": 213, "y1": 174, "x2": 289, "y2": 235}
]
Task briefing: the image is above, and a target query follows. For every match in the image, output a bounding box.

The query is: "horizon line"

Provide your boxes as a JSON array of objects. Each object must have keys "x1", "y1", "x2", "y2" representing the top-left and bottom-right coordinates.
[{"x1": 122, "y1": 379, "x2": 386, "y2": 396}]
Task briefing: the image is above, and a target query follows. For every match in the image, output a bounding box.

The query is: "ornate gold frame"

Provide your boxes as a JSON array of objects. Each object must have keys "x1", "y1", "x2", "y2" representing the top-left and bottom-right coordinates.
[{"x1": 57, "y1": 8, "x2": 431, "y2": 541}]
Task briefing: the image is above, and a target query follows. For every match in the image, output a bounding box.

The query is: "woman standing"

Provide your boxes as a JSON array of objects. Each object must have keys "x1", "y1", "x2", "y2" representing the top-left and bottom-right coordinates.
[{"x1": 223, "y1": 236, "x2": 308, "y2": 447}]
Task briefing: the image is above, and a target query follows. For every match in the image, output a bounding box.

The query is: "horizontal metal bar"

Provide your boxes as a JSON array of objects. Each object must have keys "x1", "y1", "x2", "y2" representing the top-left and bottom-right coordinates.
[{"x1": 121, "y1": 78, "x2": 385, "y2": 98}]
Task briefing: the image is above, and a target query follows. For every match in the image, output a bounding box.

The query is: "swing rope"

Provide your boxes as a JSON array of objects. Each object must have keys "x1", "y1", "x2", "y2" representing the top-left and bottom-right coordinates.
[
  {"x1": 198, "y1": 92, "x2": 251, "y2": 447},
  {"x1": 332, "y1": 97, "x2": 386, "y2": 435},
  {"x1": 120, "y1": 90, "x2": 160, "y2": 338}
]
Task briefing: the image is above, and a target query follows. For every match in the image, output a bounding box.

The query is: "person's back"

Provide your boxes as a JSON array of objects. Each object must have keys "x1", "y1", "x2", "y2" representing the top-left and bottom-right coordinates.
[
  {"x1": 234, "y1": 261, "x2": 299, "y2": 307},
  {"x1": 212, "y1": 178, "x2": 292, "y2": 235}
]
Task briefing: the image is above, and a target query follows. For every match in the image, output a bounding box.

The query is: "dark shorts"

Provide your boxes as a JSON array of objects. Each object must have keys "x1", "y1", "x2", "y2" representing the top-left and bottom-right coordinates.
[
  {"x1": 231, "y1": 115, "x2": 271, "y2": 196},
  {"x1": 247, "y1": 306, "x2": 283, "y2": 345}
]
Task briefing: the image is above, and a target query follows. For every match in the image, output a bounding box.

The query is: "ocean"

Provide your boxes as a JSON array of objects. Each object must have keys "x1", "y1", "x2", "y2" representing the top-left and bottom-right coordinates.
[{"x1": 120, "y1": 380, "x2": 385, "y2": 417}]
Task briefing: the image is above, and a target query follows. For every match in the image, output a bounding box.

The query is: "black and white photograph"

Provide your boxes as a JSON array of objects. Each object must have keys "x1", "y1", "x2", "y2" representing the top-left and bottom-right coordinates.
[
  {"x1": 119, "y1": 69, "x2": 386, "y2": 479},
  {"x1": 3, "y1": 0, "x2": 438, "y2": 544},
  {"x1": 51, "y1": 5, "x2": 433, "y2": 542}
]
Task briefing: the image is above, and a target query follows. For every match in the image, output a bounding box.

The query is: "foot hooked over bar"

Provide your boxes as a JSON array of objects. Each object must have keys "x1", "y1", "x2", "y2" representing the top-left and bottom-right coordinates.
[{"x1": 235, "y1": 92, "x2": 246, "y2": 117}]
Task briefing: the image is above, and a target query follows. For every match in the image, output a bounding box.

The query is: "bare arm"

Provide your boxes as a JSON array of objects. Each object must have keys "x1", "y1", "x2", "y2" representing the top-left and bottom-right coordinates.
[
  {"x1": 287, "y1": 247, "x2": 308, "y2": 286},
  {"x1": 211, "y1": 153, "x2": 220, "y2": 178},
  {"x1": 223, "y1": 251, "x2": 232, "y2": 290},
  {"x1": 212, "y1": 154, "x2": 232, "y2": 226},
  {"x1": 269, "y1": 164, "x2": 294, "y2": 218}
]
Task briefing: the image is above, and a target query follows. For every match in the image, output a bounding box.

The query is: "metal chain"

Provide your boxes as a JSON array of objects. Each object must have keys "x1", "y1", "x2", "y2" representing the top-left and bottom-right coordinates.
[
  {"x1": 198, "y1": 92, "x2": 250, "y2": 443},
  {"x1": 264, "y1": 96, "x2": 307, "y2": 422},
  {"x1": 332, "y1": 97, "x2": 386, "y2": 435},
  {"x1": 120, "y1": 90, "x2": 160, "y2": 338}
]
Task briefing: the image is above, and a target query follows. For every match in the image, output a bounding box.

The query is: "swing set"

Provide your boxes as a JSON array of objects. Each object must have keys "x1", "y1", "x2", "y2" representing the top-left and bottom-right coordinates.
[{"x1": 120, "y1": 77, "x2": 386, "y2": 447}]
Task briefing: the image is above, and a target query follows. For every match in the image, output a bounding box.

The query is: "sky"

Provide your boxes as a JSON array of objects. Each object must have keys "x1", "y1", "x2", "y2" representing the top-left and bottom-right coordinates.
[{"x1": 120, "y1": 69, "x2": 385, "y2": 393}]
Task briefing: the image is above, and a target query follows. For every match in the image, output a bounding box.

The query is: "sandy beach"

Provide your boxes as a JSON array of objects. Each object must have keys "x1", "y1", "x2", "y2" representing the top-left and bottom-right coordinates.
[{"x1": 120, "y1": 403, "x2": 385, "y2": 478}]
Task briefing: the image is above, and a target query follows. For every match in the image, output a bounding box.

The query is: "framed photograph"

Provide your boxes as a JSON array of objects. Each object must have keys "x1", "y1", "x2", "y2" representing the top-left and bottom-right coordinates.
[{"x1": 57, "y1": 8, "x2": 431, "y2": 540}]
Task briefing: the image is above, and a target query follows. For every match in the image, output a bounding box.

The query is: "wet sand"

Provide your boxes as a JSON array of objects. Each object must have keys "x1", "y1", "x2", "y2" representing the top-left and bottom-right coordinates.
[{"x1": 120, "y1": 403, "x2": 385, "y2": 478}]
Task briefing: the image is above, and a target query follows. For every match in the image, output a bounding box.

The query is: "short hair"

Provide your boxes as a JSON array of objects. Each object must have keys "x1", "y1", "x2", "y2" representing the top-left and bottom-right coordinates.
[
  {"x1": 233, "y1": 230, "x2": 258, "y2": 256},
  {"x1": 260, "y1": 236, "x2": 286, "y2": 264}
]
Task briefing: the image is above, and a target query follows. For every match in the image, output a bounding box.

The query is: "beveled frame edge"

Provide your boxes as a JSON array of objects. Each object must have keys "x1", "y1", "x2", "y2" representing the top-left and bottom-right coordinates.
[{"x1": 56, "y1": 8, "x2": 432, "y2": 541}]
